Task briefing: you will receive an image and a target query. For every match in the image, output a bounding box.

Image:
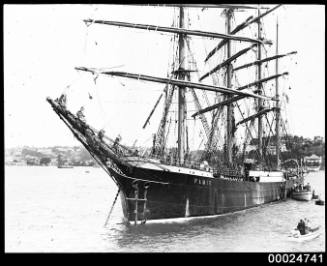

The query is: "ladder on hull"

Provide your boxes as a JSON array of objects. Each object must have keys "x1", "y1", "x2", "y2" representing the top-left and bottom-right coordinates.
[{"x1": 126, "y1": 181, "x2": 150, "y2": 225}]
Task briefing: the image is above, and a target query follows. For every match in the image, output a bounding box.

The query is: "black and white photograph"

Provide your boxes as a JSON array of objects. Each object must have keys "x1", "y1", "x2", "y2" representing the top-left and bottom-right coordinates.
[{"x1": 4, "y1": 4, "x2": 325, "y2": 253}]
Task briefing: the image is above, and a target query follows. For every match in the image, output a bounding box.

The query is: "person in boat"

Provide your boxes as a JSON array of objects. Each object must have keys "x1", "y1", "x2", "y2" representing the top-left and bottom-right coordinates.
[
  {"x1": 312, "y1": 189, "x2": 318, "y2": 198},
  {"x1": 305, "y1": 183, "x2": 311, "y2": 191},
  {"x1": 303, "y1": 218, "x2": 313, "y2": 233},
  {"x1": 297, "y1": 219, "x2": 306, "y2": 235}
]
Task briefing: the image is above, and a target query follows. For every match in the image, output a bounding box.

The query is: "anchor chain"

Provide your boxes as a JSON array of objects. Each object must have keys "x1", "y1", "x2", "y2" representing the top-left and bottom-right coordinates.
[{"x1": 104, "y1": 188, "x2": 120, "y2": 227}]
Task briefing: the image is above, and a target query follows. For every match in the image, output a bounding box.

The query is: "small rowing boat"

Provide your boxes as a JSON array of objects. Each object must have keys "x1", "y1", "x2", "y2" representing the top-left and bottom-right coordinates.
[
  {"x1": 291, "y1": 190, "x2": 312, "y2": 201},
  {"x1": 315, "y1": 199, "x2": 325, "y2": 206},
  {"x1": 288, "y1": 226, "x2": 321, "y2": 242}
]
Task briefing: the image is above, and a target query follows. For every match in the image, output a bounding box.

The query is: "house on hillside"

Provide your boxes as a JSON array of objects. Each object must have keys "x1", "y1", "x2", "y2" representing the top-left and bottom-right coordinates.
[{"x1": 304, "y1": 154, "x2": 322, "y2": 172}]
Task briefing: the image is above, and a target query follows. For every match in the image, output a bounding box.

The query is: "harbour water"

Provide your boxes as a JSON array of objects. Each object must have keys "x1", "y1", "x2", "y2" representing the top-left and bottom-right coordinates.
[{"x1": 5, "y1": 166, "x2": 325, "y2": 252}]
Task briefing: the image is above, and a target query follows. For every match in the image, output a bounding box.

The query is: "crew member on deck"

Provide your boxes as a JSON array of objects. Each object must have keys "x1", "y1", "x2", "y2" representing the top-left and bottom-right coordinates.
[
  {"x1": 98, "y1": 129, "x2": 105, "y2": 141},
  {"x1": 113, "y1": 135, "x2": 122, "y2": 154},
  {"x1": 77, "y1": 106, "x2": 86, "y2": 123},
  {"x1": 58, "y1": 93, "x2": 67, "y2": 107}
]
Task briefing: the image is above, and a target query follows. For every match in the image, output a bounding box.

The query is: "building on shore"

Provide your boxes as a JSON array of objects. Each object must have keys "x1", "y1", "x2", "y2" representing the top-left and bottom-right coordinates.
[{"x1": 304, "y1": 154, "x2": 322, "y2": 172}]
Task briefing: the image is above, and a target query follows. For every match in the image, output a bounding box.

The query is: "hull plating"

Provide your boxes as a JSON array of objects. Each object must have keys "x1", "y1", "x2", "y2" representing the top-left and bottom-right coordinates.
[{"x1": 112, "y1": 163, "x2": 295, "y2": 222}]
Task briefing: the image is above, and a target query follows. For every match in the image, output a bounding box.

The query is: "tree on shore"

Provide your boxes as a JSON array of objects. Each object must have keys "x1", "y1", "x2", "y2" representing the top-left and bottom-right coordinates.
[{"x1": 40, "y1": 157, "x2": 51, "y2": 166}]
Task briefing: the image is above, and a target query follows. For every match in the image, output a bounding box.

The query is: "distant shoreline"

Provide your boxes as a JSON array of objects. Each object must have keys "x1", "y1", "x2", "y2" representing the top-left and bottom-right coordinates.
[{"x1": 5, "y1": 135, "x2": 325, "y2": 168}]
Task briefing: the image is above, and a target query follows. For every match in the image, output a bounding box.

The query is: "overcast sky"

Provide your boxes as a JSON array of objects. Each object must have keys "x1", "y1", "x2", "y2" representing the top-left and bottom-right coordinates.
[{"x1": 4, "y1": 4, "x2": 325, "y2": 148}]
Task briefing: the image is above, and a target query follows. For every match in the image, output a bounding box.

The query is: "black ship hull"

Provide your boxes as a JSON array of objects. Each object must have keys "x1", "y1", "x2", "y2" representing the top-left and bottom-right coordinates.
[
  {"x1": 47, "y1": 98, "x2": 299, "y2": 224},
  {"x1": 110, "y1": 162, "x2": 296, "y2": 223}
]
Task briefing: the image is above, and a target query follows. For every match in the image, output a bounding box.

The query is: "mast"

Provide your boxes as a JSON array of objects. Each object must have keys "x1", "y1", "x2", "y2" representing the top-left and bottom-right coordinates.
[
  {"x1": 275, "y1": 17, "x2": 280, "y2": 170},
  {"x1": 177, "y1": 6, "x2": 187, "y2": 165},
  {"x1": 257, "y1": 7, "x2": 263, "y2": 165},
  {"x1": 226, "y1": 9, "x2": 234, "y2": 166}
]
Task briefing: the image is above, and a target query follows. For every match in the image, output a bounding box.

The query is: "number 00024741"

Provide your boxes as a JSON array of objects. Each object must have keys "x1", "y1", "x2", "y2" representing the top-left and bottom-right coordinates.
[{"x1": 268, "y1": 253, "x2": 324, "y2": 263}]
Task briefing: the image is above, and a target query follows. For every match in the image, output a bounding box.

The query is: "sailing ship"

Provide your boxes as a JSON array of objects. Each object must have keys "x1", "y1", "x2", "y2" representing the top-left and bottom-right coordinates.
[{"x1": 47, "y1": 4, "x2": 302, "y2": 224}]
